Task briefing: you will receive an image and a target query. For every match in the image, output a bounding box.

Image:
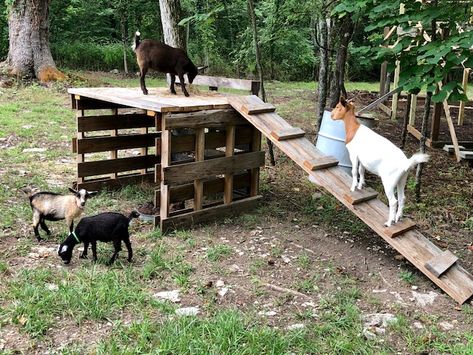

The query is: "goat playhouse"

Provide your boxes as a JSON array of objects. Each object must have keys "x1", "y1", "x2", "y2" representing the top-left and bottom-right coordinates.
[{"x1": 68, "y1": 75, "x2": 473, "y2": 305}]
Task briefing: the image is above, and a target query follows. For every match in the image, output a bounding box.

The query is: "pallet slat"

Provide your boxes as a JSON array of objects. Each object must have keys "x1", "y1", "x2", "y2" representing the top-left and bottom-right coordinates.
[
  {"x1": 162, "y1": 151, "x2": 265, "y2": 184},
  {"x1": 425, "y1": 250, "x2": 459, "y2": 278},
  {"x1": 270, "y1": 127, "x2": 305, "y2": 141},
  {"x1": 164, "y1": 109, "x2": 247, "y2": 129},
  {"x1": 78, "y1": 114, "x2": 155, "y2": 132},
  {"x1": 241, "y1": 103, "x2": 276, "y2": 115},
  {"x1": 77, "y1": 133, "x2": 160, "y2": 154},
  {"x1": 344, "y1": 188, "x2": 379, "y2": 205},
  {"x1": 303, "y1": 156, "x2": 338, "y2": 171},
  {"x1": 74, "y1": 172, "x2": 155, "y2": 191},
  {"x1": 78, "y1": 155, "x2": 160, "y2": 177}
]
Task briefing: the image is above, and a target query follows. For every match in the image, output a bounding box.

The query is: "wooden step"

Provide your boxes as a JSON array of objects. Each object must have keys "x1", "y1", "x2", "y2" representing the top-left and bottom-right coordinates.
[
  {"x1": 459, "y1": 150, "x2": 473, "y2": 159},
  {"x1": 425, "y1": 250, "x2": 459, "y2": 277},
  {"x1": 344, "y1": 188, "x2": 378, "y2": 205},
  {"x1": 303, "y1": 156, "x2": 339, "y2": 171},
  {"x1": 443, "y1": 144, "x2": 465, "y2": 153},
  {"x1": 383, "y1": 219, "x2": 416, "y2": 238},
  {"x1": 241, "y1": 103, "x2": 276, "y2": 115},
  {"x1": 270, "y1": 127, "x2": 305, "y2": 141}
]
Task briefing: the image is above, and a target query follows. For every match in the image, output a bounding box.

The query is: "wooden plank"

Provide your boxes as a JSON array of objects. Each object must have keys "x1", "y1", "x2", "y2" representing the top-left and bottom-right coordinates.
[
  {"x1": 110, "y1": 108, "x2": 119, "y2": 179},
  {"x1": 431, "y1": 101, "x2": 442, "y2": 142},
  {"x1": 443, "y1": 145, "x2": 465, "y2": 154},
  {"x1": 72, "y1": 138, "x2": 77, "y2": 154},
  {"x1": 270, "y1": 127, "x2": 305, "y2": 141},
  {"x1": 251, "y1": 127, "x2": 262, "y2": 196},
  {"x1": 407, "y1": 125, "x2": 433, "y2": 147},
  {"x1": 425, "y1": 250, "x2": 459, "y2": 278},
  {"x1": 162, "y1": 151, "x2": 265, "y2": 185},
  {"x1": 228, "y1": 95, "x2": 473, "y2": 304},
  {"x1": 459, "y1": 150, "x2": 473, "y2": 159},
  {"x1": 74, "y1": 172, "x2": 155, "y2": 191},
  {"x1": 303, "y1": 156, "x2": 339, "y2": 171},
  {"x1": 76, "y1": 109, "x2": 85, "y2": 185},
  {"x1": 384, "y1": 219, "x2": 417, "y2": 238},
  {"x1": 78, "y1": 155, "x2": 161, "y2": 177},
  {"x1": 173, "y1": 74, "x2": 259, "y2": 91},
  {"x1": 161, "y1": 196, "x2": 261, "y2": 232},
  {"x1": 344, "y1": 188, "x2": 378, "y2": 205},
  {"x1": 409, "y1": 94, "x2": 417, "y2": 126},
  {"x1": 77, "y1": 133, "x2": 160, "y2": 154},
  {"x1": 439, "y1": 82, "x2": 461, "y2": 162},
  {"x1": 224, "y1": 125, "x2": 236, "y2": 204},
  {"x1": 458, "y1": 68, "x2": 470, "y2": 125},
  {"x1": 241, "y1": 102, "x2": 276, "y2": 115},
  {"x1": 164, "y1": 109, "x2": 246, "y2": 129},
  {"x1": 194, "y1": 128, "x2": 205, "y2": 210},
  {"x1": 78, "y1": 114, "x2": 154, "y2": 132},
  {"x1": 75, "y1": 96, "x2": 128, "y2": 110},
  {"x1": 378, "y1": 103, "x2": 392, "y2": 116},
  {"x1": 391, "y1": 60, "x2": 400, "y2": 120},
  {"x1": 160, "y1": 128, "x2": 172, "y2": 223}
]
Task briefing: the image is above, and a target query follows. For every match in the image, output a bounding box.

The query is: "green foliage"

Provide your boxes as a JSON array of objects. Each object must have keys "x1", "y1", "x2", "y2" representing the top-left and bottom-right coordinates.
[{"x1": 334, "y1": 0, "x2": 473, "y2": 101}]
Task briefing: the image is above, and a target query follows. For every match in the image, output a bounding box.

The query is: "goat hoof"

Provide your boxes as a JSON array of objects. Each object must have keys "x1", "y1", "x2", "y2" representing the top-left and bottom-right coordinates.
[
  {"x1": 142, "y1": 90, "x2": 148, "y2": 95},
  {"x1": 127, "y1": 258, "x2": 132, "y2": 263},
  {"x1": 384, "y1": 221, "x2": 392, "y2": 227}
]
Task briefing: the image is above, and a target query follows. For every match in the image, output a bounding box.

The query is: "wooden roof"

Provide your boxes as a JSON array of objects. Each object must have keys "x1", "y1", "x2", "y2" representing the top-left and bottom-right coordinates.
[{"x1": 68, "y1": 87, "x2": 231, "y2": 113}]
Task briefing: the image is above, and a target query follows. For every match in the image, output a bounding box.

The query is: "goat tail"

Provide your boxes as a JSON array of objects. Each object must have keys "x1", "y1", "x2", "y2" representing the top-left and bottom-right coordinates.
[
  {"x1": 128, "y1": 210, "x2": 140, "y2": 223},
  {"x1": 404, "y1": 153, "x2": 429, "y2": 171},
  {"x1": 132, "y1": 30, "x2": 141, "y2": 51}
]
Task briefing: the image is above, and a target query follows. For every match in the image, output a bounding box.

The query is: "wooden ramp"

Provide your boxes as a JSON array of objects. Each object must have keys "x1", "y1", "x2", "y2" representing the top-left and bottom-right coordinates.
[{"x1": 228, "y1": 95, "x2": 473, "y2": 304}]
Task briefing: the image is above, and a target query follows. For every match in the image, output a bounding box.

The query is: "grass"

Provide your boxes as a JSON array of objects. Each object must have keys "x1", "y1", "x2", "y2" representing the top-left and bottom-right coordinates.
[{"x1": 1, "y1": 73, "x2": 472, "y2": 352}]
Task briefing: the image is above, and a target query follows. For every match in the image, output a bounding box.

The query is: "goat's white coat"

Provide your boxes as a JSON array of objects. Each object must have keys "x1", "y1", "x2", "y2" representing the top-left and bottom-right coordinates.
[{"x1": 346, "y1": 124, "x2": 428, "y2": 226}]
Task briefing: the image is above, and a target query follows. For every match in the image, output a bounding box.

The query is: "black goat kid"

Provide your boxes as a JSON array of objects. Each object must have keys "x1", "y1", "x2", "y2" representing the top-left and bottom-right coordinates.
[{"x1": 58, "y1": 211, "x2": 140, "y2": 265}]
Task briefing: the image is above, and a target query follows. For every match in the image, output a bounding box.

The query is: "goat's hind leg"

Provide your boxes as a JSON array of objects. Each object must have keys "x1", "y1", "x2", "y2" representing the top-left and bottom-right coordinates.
[
  {"x1": 178, "y1": 73, "x2": 190, "y2": 97},
  {"x1": 169, "y1": 74, "x2": 177, "y2": 95},
  {"x1": 80, "y1": 241, "x2": 89, "y2": 259},
  {"x1": 40, "y1": 218, "x2": 51, "y2": 236},
  {"x1": 32, "y1": 209, "x2": 42, "y2": 241},
  {"x1": 124, "y1": 234, "x2": 133, "y2": 262},
  {"x1": 140, "y1": 67, "x2": 149, "y2": 95},
  {"x1": 383, "y1": 179, "x2": 398, "y2": 227},
  {"x1": 349, "y1": 154, "x2": 359, "y2": 192},
  {"x1": 357, "y1": 164, "x2": 366, "y2": 190},
  {"x1": 395, "y1": 173, "x2": 408, "y2": 223},
  {"x1": 107, "y1": 239, "x2": 122, "y2": 265}
]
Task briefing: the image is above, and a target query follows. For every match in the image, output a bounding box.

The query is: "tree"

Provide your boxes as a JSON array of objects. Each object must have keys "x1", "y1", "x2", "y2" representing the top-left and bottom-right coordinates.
[
  {"x1": 2, "y1": 0, "x2": 64, "y2": 81},
  {"x1": 159, "y1": 0, "x2": 186, "y2": 49}
]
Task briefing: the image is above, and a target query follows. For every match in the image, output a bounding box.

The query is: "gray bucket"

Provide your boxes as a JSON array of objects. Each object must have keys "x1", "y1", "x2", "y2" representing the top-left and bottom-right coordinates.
[{"x1": 315, "y1": 110, "x2": 376, "y2": 175}]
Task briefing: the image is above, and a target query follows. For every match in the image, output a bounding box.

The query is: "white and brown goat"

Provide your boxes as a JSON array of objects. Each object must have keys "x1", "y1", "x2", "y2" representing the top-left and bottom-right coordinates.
[{"x1": 21, "y1": 187, "x2": 97, "y2": 241}]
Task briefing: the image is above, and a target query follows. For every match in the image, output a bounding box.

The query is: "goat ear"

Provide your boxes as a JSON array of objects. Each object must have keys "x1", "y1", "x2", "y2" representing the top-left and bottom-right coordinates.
[
  {"x1": 87, "y1": 191, "x2": 98, "y2": 197},
  {"x1": 68, "y1": 187, "x2": 77, "y2": 194},
  {"x1": 340, "y1": 96, "x2": 347, "y2": 107},
  {"x1": 59, "y1": 244, "x2": 68, "y2": 254}
]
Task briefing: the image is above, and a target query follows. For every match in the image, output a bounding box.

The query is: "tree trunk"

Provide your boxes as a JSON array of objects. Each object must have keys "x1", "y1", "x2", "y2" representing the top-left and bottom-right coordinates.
[
  {"x1": 329, "y1": 17, "x2": 354, "y2": 107},
  {"x1": 2, "y1": 0, "x2": 64, "y2": 81},
  {"x1": 414, "y1": 92, "x2": 432, "y2": 202},
  {"x1": 315, "y1": 16, "x2": 329, "y2": 129},
  {"x1": 159, "y1": 0, "x2": 186, "y2": 49},
  {"x1": 248, "y1": 0, "x2": 275, "y2": 166},
  {"x1": 121, "y1": 17, "x2": 128, "y2": 74}
]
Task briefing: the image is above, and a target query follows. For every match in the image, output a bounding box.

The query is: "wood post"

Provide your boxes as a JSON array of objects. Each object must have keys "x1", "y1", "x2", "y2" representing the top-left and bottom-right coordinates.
[
  {"x1": 458, "y1": 68, "x2": 470, "y2": 125},
  {"x1": 111, "y1": 108, "x2": 118, "y2": 179},
  {"x1": 194, "y1": 128, "x2": 205, "y2": 210},
  {"x1": 251, "y1": 127, "x2": 262, "y2": 196},
  {"x1": 409, "y1": 94, "x2": 417, "y2": 126},
  {"x1": 160, "y1": 124, "x2": 172, "y2": 223},
  {"x1": 76, "y1": 108, "x2": 85, "y2": 185},
  {"x1": 391, "y1": 60, "x2": 400, "y2": 120},
  {"x1": 224, "y1": 125, "x2": 235, "y2": 204}
]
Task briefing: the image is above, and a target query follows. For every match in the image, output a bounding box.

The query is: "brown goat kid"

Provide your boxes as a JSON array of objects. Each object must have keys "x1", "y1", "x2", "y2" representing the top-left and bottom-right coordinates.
[{"x1": 133, "y1": 31, "x2": 198, "y2": 97}]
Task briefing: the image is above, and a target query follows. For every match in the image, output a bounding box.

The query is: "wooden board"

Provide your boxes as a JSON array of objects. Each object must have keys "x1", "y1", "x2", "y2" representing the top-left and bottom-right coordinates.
[
  {"x1": 172, "y1": 75, "x2": 260, "y2": 93},
  {"x1": 162, "y1": 151, "x2": 265, "y2": 185},
  {"x1": 73, "y1": 96, "x2": 127, "y2": 110},
  {"x1": 425, "y1": 250, "x2": 459, "y2": 278},
  {"x1": 77, "y1": 133, "x2": 160, "y2": 154},
  {"x1": 383, "y1": 219, "x2": 416, "y2": 238},
  {"x1": 78, "y1": 155, "x2": 160, "y2": 177},
  {"x1": 164, "y1": 109, "x2": 246, "y2": 129},
  {"x1": 69, "y1": 87, "x2": 231, "y2": 113},
  {"x1": 160, "y1": 196, "x2": 261, "y2": 232},
  {"x1": 303, "y1": 156, "x2": 338, "y2": 171},
  {"x1": 344, "y1": 188, "x2": 379, "y2": 205},
  {"x1": 270, "y1": 127, "x2": 305, "y2": 141},
  {"x1": 73, "y1": 171, "x2": 155, "y2": 191},
  {"x1": 241, "y1": 102, "x2": 276, "y2": 115},
  {"x1": 229, "y1": 95, "x2": 473, "y2": 304},
  {"x1": 78, "y1": 114, "x2": 155, "y2": 132}
]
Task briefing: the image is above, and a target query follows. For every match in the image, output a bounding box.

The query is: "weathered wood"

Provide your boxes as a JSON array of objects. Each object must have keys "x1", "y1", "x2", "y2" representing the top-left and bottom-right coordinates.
[
  {"x1": 443, "y1": 145, "x2": 465, "y2": 154},
  {"x1": 72, "y1": 138, "x2": 77, "y2": 153},
  {"x1": 69, "y1": 87, "x2": 230, "y2": 113},
  {"x1": 459, "y1": 150, "x2": 473, "y2": 159},
  {"x1": 74, "y1": 172, "x2": 155, "y2": 191},
  {"x1": 194, "y1": 128, "x2": 205, "y2": 210},
  {"x1": 77, "y1": 133, "x2": 160, "y2": 154},
  {"x1": 160, "y1": 195, "x2": 262, "y2": 232},
  {"x1": 251, "y1": 127, "x2": 262, "y2": 196},
  {"x1": 241, "y1": 102, "x2": 276, "y2": 115},
  {"x1": 163, "y1": 151, "x2": 265, "y2": 185},
  {"x1": 110, "y1": 108, "x2": 119, "y2": 179},
  {"x1": 407, "y1": 125, "x2": 433, "y2": 147},
  {"x1": 425, "y1": 250, "x2": 459, "y2": 278},
  {"x1": 224, "y1": 125, "x2": 236, "y2": 204},
  {"x1": 378, "y1": 103, "x2": 392, "y2": 116},
  {"x1": 76, "y1": 109, "x2": 85, "y2": 185},
  {"x1": 78, "y1": 113, "x2": 154, "y2": 132},
  {"x1": 270, "y1": 127, "x2": 305, "y2": 141},
  {"x1": 391, "y1": 60, "x2": 400, "y2": 120},
  {"x1": 303, "y1": 156, "x2": 339, "y2": 171},
  {"x1": 430, "y1": 101, "x2": 442, "y2": 142},
  {"x1": 344, "y1": 188, "x2": 378, "y2": 205},
  {"x1": 164, "y1": 109, "x2": 246, "y2": 129},
  {"x1": 73, "y1": 95, "x2": 128, "y2": 110},
  {"x1": 440, "y1": 89, "x2": 461, "y2": 162},
  {"x1": 173, "y1": 74, "x2": 260, "y2": 92},
  {"x1": 160, "y1": 128, "x2": 172, "y2": 221},
  {"x1": 383, "y1": 219, "x2": 416, "y2": 238},
  {"x1": 409, "y1": 94, "x2": 417, "y2": 126},
  {"x1": 229, "y1": 95, "x2": 473, "y2": 304},
  {"x1": 458, "y1": 68, "x2": 470, "y2": 125},
  {"x1": 78, "y1": 155, "x2": 161, "y2": 177}
]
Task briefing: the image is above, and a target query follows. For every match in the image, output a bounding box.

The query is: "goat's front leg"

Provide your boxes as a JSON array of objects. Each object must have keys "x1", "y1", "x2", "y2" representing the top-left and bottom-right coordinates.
[
  {"x1": 357, "y1": 164, "x2": 366, "y2": 190},
  {"x1": 80, "y1": 241, "x2": 89, "y2": 259},
  {"x1": 349, "y1": 155, "x2": 359, "y2": 192},
  {"x1": 395, "y1": 173, "x2": 408, "y2": 223},
  {"x1": 169, "y1": 74, "x2": 177, "y2": 95},
  {"x1": 40, "y1": 218, "x2": 51, "y2": 235},
  {"x1": 91, "y1": 241, "x2": 98, "y2": 262},
  {"x1": 178, "y1": 73, "x2": 190, "y2": 97},
  {"x1": 140, "y1": 67, "x2": 148, "y2": 95}
]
